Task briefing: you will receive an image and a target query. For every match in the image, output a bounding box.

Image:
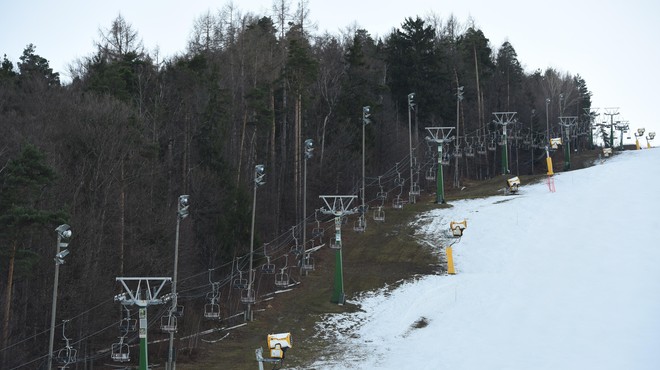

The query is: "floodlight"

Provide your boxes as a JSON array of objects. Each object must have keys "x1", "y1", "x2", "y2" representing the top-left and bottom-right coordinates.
[
  {"x1": 55, "y1": 224, "x2": 72, "y2": 239},
  {"x1": 56, "y1": 250, "x2": 69, "y2": 259},
  {"x1": 178, "y1": 195, "x2": 190, "y2": 218},
  {"x1": 255, "y1": 164, "x2": 266, "y2": 186}
]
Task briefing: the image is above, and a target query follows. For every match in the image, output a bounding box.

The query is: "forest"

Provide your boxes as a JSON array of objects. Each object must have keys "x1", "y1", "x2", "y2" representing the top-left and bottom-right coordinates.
[{"x1": 0, "y1": 2, "x2": 594, "y2": 368}]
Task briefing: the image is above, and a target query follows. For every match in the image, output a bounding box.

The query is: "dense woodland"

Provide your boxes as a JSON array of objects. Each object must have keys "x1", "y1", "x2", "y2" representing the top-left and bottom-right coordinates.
[{"x1": 0, "y1": 2, "x2": 594, "y2": 368}]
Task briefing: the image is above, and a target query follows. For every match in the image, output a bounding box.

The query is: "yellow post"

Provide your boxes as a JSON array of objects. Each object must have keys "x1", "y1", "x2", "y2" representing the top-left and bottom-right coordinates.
[
  {"x1": 546, "y1": 156, "x2": 554, "y2": 175},
  {"x1": 446, "y1": 246, "x2": 456, "y2": 275},
  {"x1": 636, "y1": 139, "x2": 641, "y2": 150}
]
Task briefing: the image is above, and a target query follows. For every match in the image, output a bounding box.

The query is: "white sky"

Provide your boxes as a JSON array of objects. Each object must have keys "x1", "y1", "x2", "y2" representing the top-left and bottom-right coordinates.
[
  {"x1": 310, "y1": 148, "x2": 660, "y2": 369},
  {"x1": 2, "y1": 0, "x2": 659, "y2": 138}
]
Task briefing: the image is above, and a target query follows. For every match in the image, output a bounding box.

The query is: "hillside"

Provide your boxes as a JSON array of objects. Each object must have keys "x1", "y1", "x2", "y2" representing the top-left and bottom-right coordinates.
[
  {"x1": 308, "y1": 148, "x2": 660, "y2": 370},
  {"x1": 172, "y1": 149, "x2": 618, "y2": 369}
]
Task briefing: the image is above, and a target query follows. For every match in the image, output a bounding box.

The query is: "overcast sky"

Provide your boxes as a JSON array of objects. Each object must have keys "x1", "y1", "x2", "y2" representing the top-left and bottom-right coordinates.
[{"x1": 2, "y1": 0, "x2": 659, "y2": 139}]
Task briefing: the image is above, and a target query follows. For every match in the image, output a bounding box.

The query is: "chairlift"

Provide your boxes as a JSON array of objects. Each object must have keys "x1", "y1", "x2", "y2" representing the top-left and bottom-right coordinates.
[
  {"x1": 354, "y1": 214, "x2": 366, "y2": 232},
  {"x1": 440, "y1": 152, "x2": 451, "y2": 165},
  {"x1": 465, "y1": 146, "x2": 475, "y2": 157},
  {"x1": 275, "y1": 255, "x2": 290, "y2": 288},
  {"x1": 233, "y1": 269, "x2": 248, "y2": 290},
  {"x1": 56, "y1": 320, "x2": 77, "y2": 366},
  {"x1": 302, "y1": 252, "x2": 315, "y2": 271},
  {"x1": 425, "y1": 167, "x2": 435, "y2": 181},
  {"x1": 173, "y1": 305, "x2": 184, "y2": 318},
  {"x1": 477, "y1": 145, "x2": 487, "y2": 155},
  {"x1": 410, "y1": 182, "x2": 421, "y2": 196},
  {"x1": 487, "y1": 140, "x2": 497, "y2": 151},
  {"x1": 111, "y1": 337, "x2": 130, "y2": 362},
  {"x1": 376, "y1": 176, "x2": 388, "y2": 200},
  {"x1": 262, "y1": 256, "x2": 276, "y2": 274},
  {"x1": 119, "y1": 307, "x2": 136, "y2": 334},
  {"x1": 290, "y1": 226, "x2": 303, "y2": 255},
  {"x1": 394, "y1": 163, "x2": 405, "y2": 187},
  {"x1": 204, "y1": 303, "x2": 221, "y2": 319},
  {"x1": 373, "y1": 206, "x2": 385, "y2": 222},
  {"x1": 240, "y1": 288, "x2": 256, "y2": 304},
  {"x1": 312, "y1": 209, "x2": 324, "y2": 239},
  {"x1": 453, "y1": 146, "x2": 463, "y2": 158},
  {"x1": 161, "y1": 314, "x2": 177, "y2": 333}
]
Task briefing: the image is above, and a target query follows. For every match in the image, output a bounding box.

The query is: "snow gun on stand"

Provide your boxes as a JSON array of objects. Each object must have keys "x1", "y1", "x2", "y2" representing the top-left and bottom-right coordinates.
[
  {"x1": 449, "y1": 220, "x2": 467, "y2": 237},
  {"x1": 505, "y1": 176, "x2": 521, "y2": 195},
  {"x1": 256, "y1": 332, "x2": 291, "y2": 369}
]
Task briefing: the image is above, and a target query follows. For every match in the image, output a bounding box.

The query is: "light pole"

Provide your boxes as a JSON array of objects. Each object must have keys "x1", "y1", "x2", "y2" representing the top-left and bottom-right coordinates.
[
  {"x1": 48, "y1": 224, "x2": 72, "y2": 370},
  {"x1": 246, "y1": 164, "x2": 265, "y2": 321},
  {"x1": 407, "y1": 93, "x2": 416, "y2": 204},
  {"x1": 358, "y1": 107, "x2": 370, "y2": 231},
  {"x1": 545, "y1": 98, "x2": 551, "y2": 143},
  {"x1": 454, "y1": 86, "x2": 464, "y2": 188},
  {"x1": 301, "y1": 139, "x2": 313, "y2": 274},
  {"x1": 166, "y1": 195, "x2": 189, "y2": 370}
]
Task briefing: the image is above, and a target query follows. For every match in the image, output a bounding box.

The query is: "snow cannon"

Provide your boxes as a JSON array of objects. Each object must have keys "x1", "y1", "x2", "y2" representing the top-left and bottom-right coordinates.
[
  {"x1": 267, "y1": 332, "x2": 292, "y2": 359},
  {"x1": 450, "y1": 220, "x2": 467, "y2": 237},
  {"x1": 550, "y1": 137, "x2": 562, "y2": 149},
  {"x1": 603, "y1": 147, "x2": 612, "y2": 157},
  {"x1": 506, "y1": 176, "x2": 521, "y2": 195}
]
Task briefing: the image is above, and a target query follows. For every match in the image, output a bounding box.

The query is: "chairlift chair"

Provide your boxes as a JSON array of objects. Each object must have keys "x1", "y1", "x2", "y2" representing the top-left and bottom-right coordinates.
[
  {"x1": 410, "y1": 182, "x2": 421, "y2": 196},
  {"x1": 465, "y1": 146, "x2": 475, "y2": 157},
  {"x1": 302, "y1": 253, "x2": 315, "y2": 271},
  {"x1": 233, "y1": 270, "x2": 248, "y2": 290},
  {"x1": 111, "y1": 339, "x2": 130, "y2": 362},
  {"x1": 274, "y1": 268, "x2": 289, "y2": 288},
  {"x1": 453, "y1": 147, "x2": 463, "y2": 158},
  {"x1": 56, "y1": 321, "x2": 77, "y2": 366},
  {"x1": 204, "y1": 303, "x2": 221, "y2": 319},
  {"x1": 173, "y1": 305, "x2": 184, "y2": 318},
  {"x1": 262, "y1": 256, "x2": 276, "y2": 274},
  {"x1": 487, "y1": 141, "x2": 497, "y2": 151},
  {"x1": 425, "y1": 167, "x2": 435, "y2": 181},
  {"x1": 241, "y1": 288, "x2": 256, "y2": 304},
  {"x1": 440, "y1": 152, "x2": 451, "y2": 165},
  {"x1": 119, "y1": 317, "x2": 136, "y2": 335},
  {"x1": 57, "y1": 346, "x2": 78, "y2": 366},
  {"x1": 477, "y1": 145, "x2": 487, "y2": 155},
  {"x1": 312, "y1": 211, "x2": 324, "y2": 239},
  {"x1": 160, "y1": 314, "x2": 177, "y2": 333},
  {"x1": 353, "y1": 215, "x2": 366, "y2": 232},
  {"x1": 373, "y1": 206, "x2": 385, "y2": 222}
]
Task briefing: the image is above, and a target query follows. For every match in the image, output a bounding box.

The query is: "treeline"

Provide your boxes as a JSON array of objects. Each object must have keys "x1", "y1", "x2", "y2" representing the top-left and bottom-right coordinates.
[{"x1": 0, "y1": 3, "x2": 591, "y2": 368}]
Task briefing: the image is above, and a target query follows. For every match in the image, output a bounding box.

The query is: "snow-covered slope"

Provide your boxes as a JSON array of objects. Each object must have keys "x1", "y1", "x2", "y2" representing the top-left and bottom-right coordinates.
[{"x1": 310, "y1": 149, "x2": 660, "y2": 370}]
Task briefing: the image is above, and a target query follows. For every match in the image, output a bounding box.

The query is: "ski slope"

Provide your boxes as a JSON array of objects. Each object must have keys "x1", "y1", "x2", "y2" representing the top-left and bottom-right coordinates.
[{"x1": 310, "y1": 149, "x2": 660, "y2": 370}]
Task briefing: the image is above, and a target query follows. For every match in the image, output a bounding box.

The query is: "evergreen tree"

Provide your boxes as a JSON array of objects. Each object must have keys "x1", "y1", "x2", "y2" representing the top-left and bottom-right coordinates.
[{"x1": 0, "y1": 143, "x2": 66, "y2": 358}]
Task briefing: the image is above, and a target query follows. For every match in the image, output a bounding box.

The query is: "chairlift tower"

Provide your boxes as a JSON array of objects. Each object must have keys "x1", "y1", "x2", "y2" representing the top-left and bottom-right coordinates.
[
  {"x1": 115, "y1": 277, "x2": 172, "y2": 370},
  {"x1": 559, "y1": 116, "x2": 578, "y2": 170},
  {"x1": 319, "y1": 195, "x2": 358, "y2": 304},
  {"x1": 603, "y1": 108, "x2": 620, "y2": 148},
  {"x1": 615, "y1": 121, "x2": 629, "y2": 150},
  {"x1": 492, "y1": 112, "x2": 517, "y2": 175},
  {"x1": 425, "y1": 127, "x2": 455, "y2": 204},
  {"x1": 585, "y1": 108, "x2": 599, "y2": 149}
]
